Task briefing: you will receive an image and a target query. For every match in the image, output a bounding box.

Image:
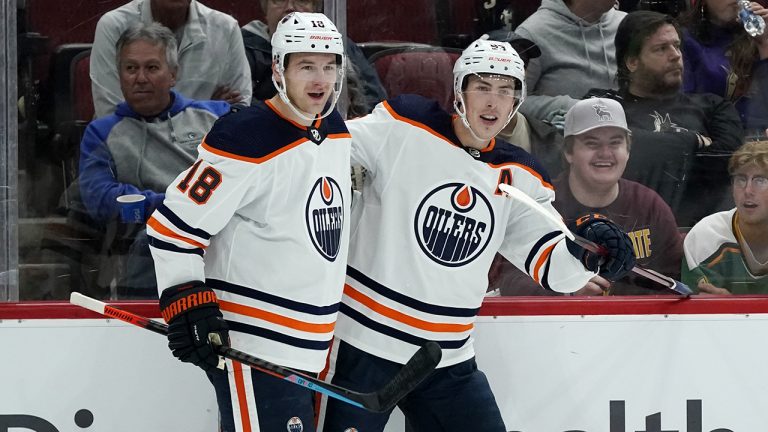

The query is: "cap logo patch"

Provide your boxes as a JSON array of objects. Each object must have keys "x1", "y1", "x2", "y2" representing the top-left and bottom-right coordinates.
[{"x1": 593, "y1": 103, "x2": 612, "y2": 122}]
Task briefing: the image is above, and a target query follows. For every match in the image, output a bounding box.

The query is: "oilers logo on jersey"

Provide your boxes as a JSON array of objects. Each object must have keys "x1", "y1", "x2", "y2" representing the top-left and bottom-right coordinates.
[
  {"x1": 413, "y1": 183, "x2": 494, "y2": 267},
  {"x1": 306, "y1": 176, "x2": 345, "y2": 261}
]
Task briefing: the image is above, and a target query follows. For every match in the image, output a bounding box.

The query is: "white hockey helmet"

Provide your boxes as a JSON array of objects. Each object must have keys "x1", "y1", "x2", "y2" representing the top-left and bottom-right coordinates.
[
  {"x1": 453, "y1": 36, "x2": 526, "y2": 141},
  {"x1": 271, "y1": 12, "x2": 346, "y2": 121}
]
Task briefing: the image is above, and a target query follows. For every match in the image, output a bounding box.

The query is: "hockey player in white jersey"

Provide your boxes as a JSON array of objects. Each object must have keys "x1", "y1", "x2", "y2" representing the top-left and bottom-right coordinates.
[
  {"x1": 318, "y1": 37, "x2": 636, "y2": 431},
  {"x1": 147, "y1": 12, "x2": 350, "y2": 432}
]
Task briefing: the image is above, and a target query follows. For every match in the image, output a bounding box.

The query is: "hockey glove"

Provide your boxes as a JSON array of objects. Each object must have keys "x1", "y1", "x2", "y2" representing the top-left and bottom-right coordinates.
[
  {"x1": 566, "y1": 213, "x2": 635, "y2": 281},
  {"x1": 159, "y1": 281, "x2": 229, "y2": 371}
]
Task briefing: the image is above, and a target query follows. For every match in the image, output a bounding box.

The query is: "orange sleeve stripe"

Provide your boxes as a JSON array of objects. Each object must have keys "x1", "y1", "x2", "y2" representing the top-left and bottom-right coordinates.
[
  {"x1": 344, "y1": 284, "x2": 474, "y2": 333},
  {"x1": 488, "y1": 162, "x2": 554, "y2": 190},
  {"x1": 232, "y1": 361, "x2": 253, "y2": 432},
  {"x1": 219, "y1": 300, "x2": 336, "y2": 334},
  {"x1": 147, "y1": 216, "x2": 207, "y2": 249},
  {"x1": 532, "y1": 243, "x2": 557, "y2": 284},
  {"x1": 706, "y1": 247, "x2": 741, "y2": 269},
  {"x1": 383, "y1": 101, "x2": 459, "y2": 148},
  {"x1": 327, "y1": 132, "x2": 352, "y2": 139}
]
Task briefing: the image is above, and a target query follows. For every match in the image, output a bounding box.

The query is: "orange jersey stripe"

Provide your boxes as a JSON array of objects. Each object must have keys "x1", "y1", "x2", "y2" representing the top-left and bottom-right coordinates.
[
  {"x1": 200, "y1": 132, "x2": 349, "y2": 165},
  {"x1": 707, "y1": 247, "x2": 741, "y2": 269},
  {"x1": 201, "y1": 137, "x2": 306, "y2": 164},
  {"x1": 147, "y1": 216, "x2": 206, "y2": 249},
  {"x1": 344, "y1": 284, "x2": 474, "y2": 333},
  {"x1": 219, "y1": 300, "x2": 336, "y2": 334},
  {"x1": 488, "y1": 161, "x2": 554, "y2": 190},
  {"x1": 232, "y1": 361, "x2": 252, "y2": 432},
  {"x1": 532, "y1": 242, "x2": 557, "y2": 284},
  {"x1": 383, "y1": 101, "x2": 459, "y2": 148}
]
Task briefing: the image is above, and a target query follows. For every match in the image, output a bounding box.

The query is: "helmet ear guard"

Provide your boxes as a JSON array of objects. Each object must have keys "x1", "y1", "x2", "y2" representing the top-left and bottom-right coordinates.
[
  {"x1": 271, "y1": 12, "x2": 346, "y2": 121},
  {"x1": 452, "y1": 36, "x2": 527, "y2": 141}
]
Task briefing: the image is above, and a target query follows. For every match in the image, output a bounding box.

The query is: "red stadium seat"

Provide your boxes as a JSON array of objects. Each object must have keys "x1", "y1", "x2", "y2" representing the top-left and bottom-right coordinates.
[{"x1": 369, "y1": 46, "x2": 462, "y2": 112}]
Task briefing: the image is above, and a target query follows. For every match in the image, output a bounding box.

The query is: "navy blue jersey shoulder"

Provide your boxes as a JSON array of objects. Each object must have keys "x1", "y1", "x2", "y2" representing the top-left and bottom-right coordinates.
[
  {"x1": 386, "y1": 94, "x2": 457, "y2": 142},
  {"x1": 482, "y1": 138, "x2": 553, "y2": 184},
  {"x1": 202, "y1": 101, "x2": 348, "y2": 159}
]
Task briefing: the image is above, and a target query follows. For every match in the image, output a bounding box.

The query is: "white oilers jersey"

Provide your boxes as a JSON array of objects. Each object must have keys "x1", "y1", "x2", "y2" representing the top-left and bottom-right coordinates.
[
  {"x1": 339, "y1": 95, "x2": 593, "y2": 367},
  {"x1": 148, "y1": 100, "x2": 351, "y2": 372}
]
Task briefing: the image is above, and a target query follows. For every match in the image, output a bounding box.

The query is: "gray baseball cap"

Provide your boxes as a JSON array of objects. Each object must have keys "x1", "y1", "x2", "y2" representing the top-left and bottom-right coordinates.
[{"x1": 564, "y1": 98, "x2": 631, "y2": 138}]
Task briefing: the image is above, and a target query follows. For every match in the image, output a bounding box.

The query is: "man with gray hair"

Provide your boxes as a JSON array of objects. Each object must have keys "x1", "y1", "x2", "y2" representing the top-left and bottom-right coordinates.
[
  {"x1": 79, "y1": 22, "x2": 231, "y2": 297},
  {"x1": 90, "y1": 0, "x2": 251, "y2": 117}
]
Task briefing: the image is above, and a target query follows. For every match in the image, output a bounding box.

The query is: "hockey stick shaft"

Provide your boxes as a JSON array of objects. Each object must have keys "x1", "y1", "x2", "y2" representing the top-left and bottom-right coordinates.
[
  {"x1": 70, "y1": 292, "x2": 441, "y2": 412},
  {"x1": 498, "y1": 183, "x2": 692, "y2": 296}
]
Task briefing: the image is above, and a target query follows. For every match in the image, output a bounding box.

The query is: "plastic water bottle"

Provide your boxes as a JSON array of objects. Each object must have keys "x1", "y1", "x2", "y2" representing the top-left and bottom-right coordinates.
[{"x1": 739, "y1": 0, "x2": 766, "y2": 37}]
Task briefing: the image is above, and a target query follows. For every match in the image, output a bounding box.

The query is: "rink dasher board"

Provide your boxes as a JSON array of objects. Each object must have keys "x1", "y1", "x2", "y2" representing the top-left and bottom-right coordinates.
[{"x1": 1, "y1": 313, "x2": 768, "y2": 431}]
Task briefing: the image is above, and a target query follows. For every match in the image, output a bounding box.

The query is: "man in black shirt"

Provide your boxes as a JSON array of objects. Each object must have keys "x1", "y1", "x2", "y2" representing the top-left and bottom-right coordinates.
[{"x1": 588, "y1": 11, "x2": 743, "y2": 227}]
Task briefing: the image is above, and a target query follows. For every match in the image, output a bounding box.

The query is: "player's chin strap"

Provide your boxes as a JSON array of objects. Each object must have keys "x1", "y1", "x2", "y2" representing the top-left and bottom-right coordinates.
[
  {"x1": 452, "y1": 92, "x2": 518, "y2": 146},
  {"x1": 272, "y1": 68, "x2": 344, "y2": 122}
]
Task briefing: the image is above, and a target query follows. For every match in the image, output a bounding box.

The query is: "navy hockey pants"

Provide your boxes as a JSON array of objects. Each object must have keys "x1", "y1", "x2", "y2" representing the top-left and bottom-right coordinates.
[
  {"x1": 207, "y1": 359, "x2": 316, "y2": 432},
  {"x1": 318, "y1": 338, "x2": 506, "y2": 432}
]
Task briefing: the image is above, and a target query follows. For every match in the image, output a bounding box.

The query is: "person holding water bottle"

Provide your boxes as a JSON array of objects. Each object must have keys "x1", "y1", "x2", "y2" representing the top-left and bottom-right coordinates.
[{"x1": 679, "y1": 0, "x2": 768, "y2": 133}]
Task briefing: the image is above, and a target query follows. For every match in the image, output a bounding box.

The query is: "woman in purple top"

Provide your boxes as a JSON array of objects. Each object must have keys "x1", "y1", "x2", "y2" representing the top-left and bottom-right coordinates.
[{"x1": 680, "y1": 0, "x2": 768, "y2": 133}]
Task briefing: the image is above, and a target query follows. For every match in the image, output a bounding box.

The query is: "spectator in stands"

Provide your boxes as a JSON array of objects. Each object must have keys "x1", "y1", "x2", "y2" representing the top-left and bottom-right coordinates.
[
  {"x1": 679, "y1": 1, "x2": 768, "y2": 134},
  {"x1": 490, "y1": 97, "x2": 683, "y2": 295},
  {"x1": 242, "y1": 0, "x2": 386, "y2": 116},
  {"x1": 513, "y1": 0, "x2": 626, "y2": 125},
  {"x1": 90, "y1": 0, "x2": 251, "y2": 118},
  {"x1": 79, "y1": 22, "x2": 230, "y2": 297},
  {"x1": 683, "y1": 140, "x2": 768, "y2": 294},
  {"x1": 489, "y1": 33, "x2": 565, "y2": 177},
  {"x1": 588, "y1": 10, "x2": 743, "y2": 228}
]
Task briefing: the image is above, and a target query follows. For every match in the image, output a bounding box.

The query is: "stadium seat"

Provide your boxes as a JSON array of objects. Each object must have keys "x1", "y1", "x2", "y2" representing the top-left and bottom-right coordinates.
[{"x1": 369, "y1": 46, "x2": 462, "y2": 112}]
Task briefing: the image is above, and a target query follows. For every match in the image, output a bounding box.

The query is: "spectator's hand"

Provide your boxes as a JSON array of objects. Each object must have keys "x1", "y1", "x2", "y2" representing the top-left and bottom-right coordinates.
[
  {"x1": 697, "y1": 280, "x2": 732, "y2": 295},
  {"x1": 750, "y1": 2, "x2": 768, "y2": 58},
  {"x1": 544, "y1": 109, "x2": 568, "y2": 132},
  {"x1": 211, "y1": 85, "x2": 244, "y2": 104},
  {"x1": 573, "y1": 275, "x2": 611, "y2": 296}
]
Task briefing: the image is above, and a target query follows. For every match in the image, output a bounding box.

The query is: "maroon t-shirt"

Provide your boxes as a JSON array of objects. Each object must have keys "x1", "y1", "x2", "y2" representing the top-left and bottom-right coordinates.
[{"x1": 490, "y1": 175, "x2": 684, "y2": 296}]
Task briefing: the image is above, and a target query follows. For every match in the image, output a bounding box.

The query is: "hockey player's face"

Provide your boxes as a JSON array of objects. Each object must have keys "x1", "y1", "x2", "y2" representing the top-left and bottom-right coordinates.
[
  {"x1": 118, "y1": 40, "x2": 177, "y2": 117},
  {"x1": 566, "y1": 127, "x2": 629, "y2": 188},
  {"x1": 732, "y1": 164, "x2": 768, "y2": 226},
  {"x1": 462, "y1": 74, "x2": 518, "y2": 141},
  {"x1": 627, "y1": 24, "x2": 683, "y2": 96},
  {"x1": 281, "y1": 52, "x2": 338, "y2": 116}
]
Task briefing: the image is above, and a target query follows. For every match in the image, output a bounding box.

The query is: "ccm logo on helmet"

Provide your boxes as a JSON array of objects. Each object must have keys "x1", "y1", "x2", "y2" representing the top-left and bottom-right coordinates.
[
  {"x1": 306, "y1": 177, "x2": 345, "y2": 261},
  {"x1": 413, "y1": 183, "x2": 495, "y2": 267}
]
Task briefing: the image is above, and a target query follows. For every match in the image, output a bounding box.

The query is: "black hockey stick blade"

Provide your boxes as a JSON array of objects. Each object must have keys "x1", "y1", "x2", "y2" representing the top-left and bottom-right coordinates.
[{"x1": 69, "y1": 292, "x2": 441, "y2": 412}]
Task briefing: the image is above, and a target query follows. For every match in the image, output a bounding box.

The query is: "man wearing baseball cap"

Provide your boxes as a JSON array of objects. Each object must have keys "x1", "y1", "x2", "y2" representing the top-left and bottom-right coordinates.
[
  {"x1": 558, "y1": 98, "x2": 684, "y2": 294},
  {"x1": 491, "y1": 98, "x2": 683, "y2": 295}
]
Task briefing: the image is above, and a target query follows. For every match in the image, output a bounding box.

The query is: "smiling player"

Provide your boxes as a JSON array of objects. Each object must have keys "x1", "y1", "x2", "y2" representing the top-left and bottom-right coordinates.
[
  {"x1": 317, "y1": 36, "x2": 636, "y2": 432},
  {"x1": 147, "y1": 12, "x2": 351, "y2": 432}
]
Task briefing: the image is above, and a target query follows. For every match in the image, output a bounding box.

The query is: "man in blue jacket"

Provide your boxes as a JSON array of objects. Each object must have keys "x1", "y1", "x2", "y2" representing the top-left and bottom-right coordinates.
[{"x1": 79, "y1": 21, "x2": 230, "y2": 297}]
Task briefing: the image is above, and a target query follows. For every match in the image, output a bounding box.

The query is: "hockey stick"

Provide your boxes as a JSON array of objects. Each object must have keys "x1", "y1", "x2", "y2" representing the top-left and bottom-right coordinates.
[
  {"x1": 70, "y1": 292, "x2": 441, "y2": 412},
  {"x1": 498, "y1": 183, "x2": 692, "y2": 297}
]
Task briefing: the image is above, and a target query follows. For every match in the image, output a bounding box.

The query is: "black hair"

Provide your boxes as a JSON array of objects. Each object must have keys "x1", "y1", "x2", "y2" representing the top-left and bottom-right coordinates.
[{"x1": 615, "y1": 11, "x2": 682, "y2": 90}]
